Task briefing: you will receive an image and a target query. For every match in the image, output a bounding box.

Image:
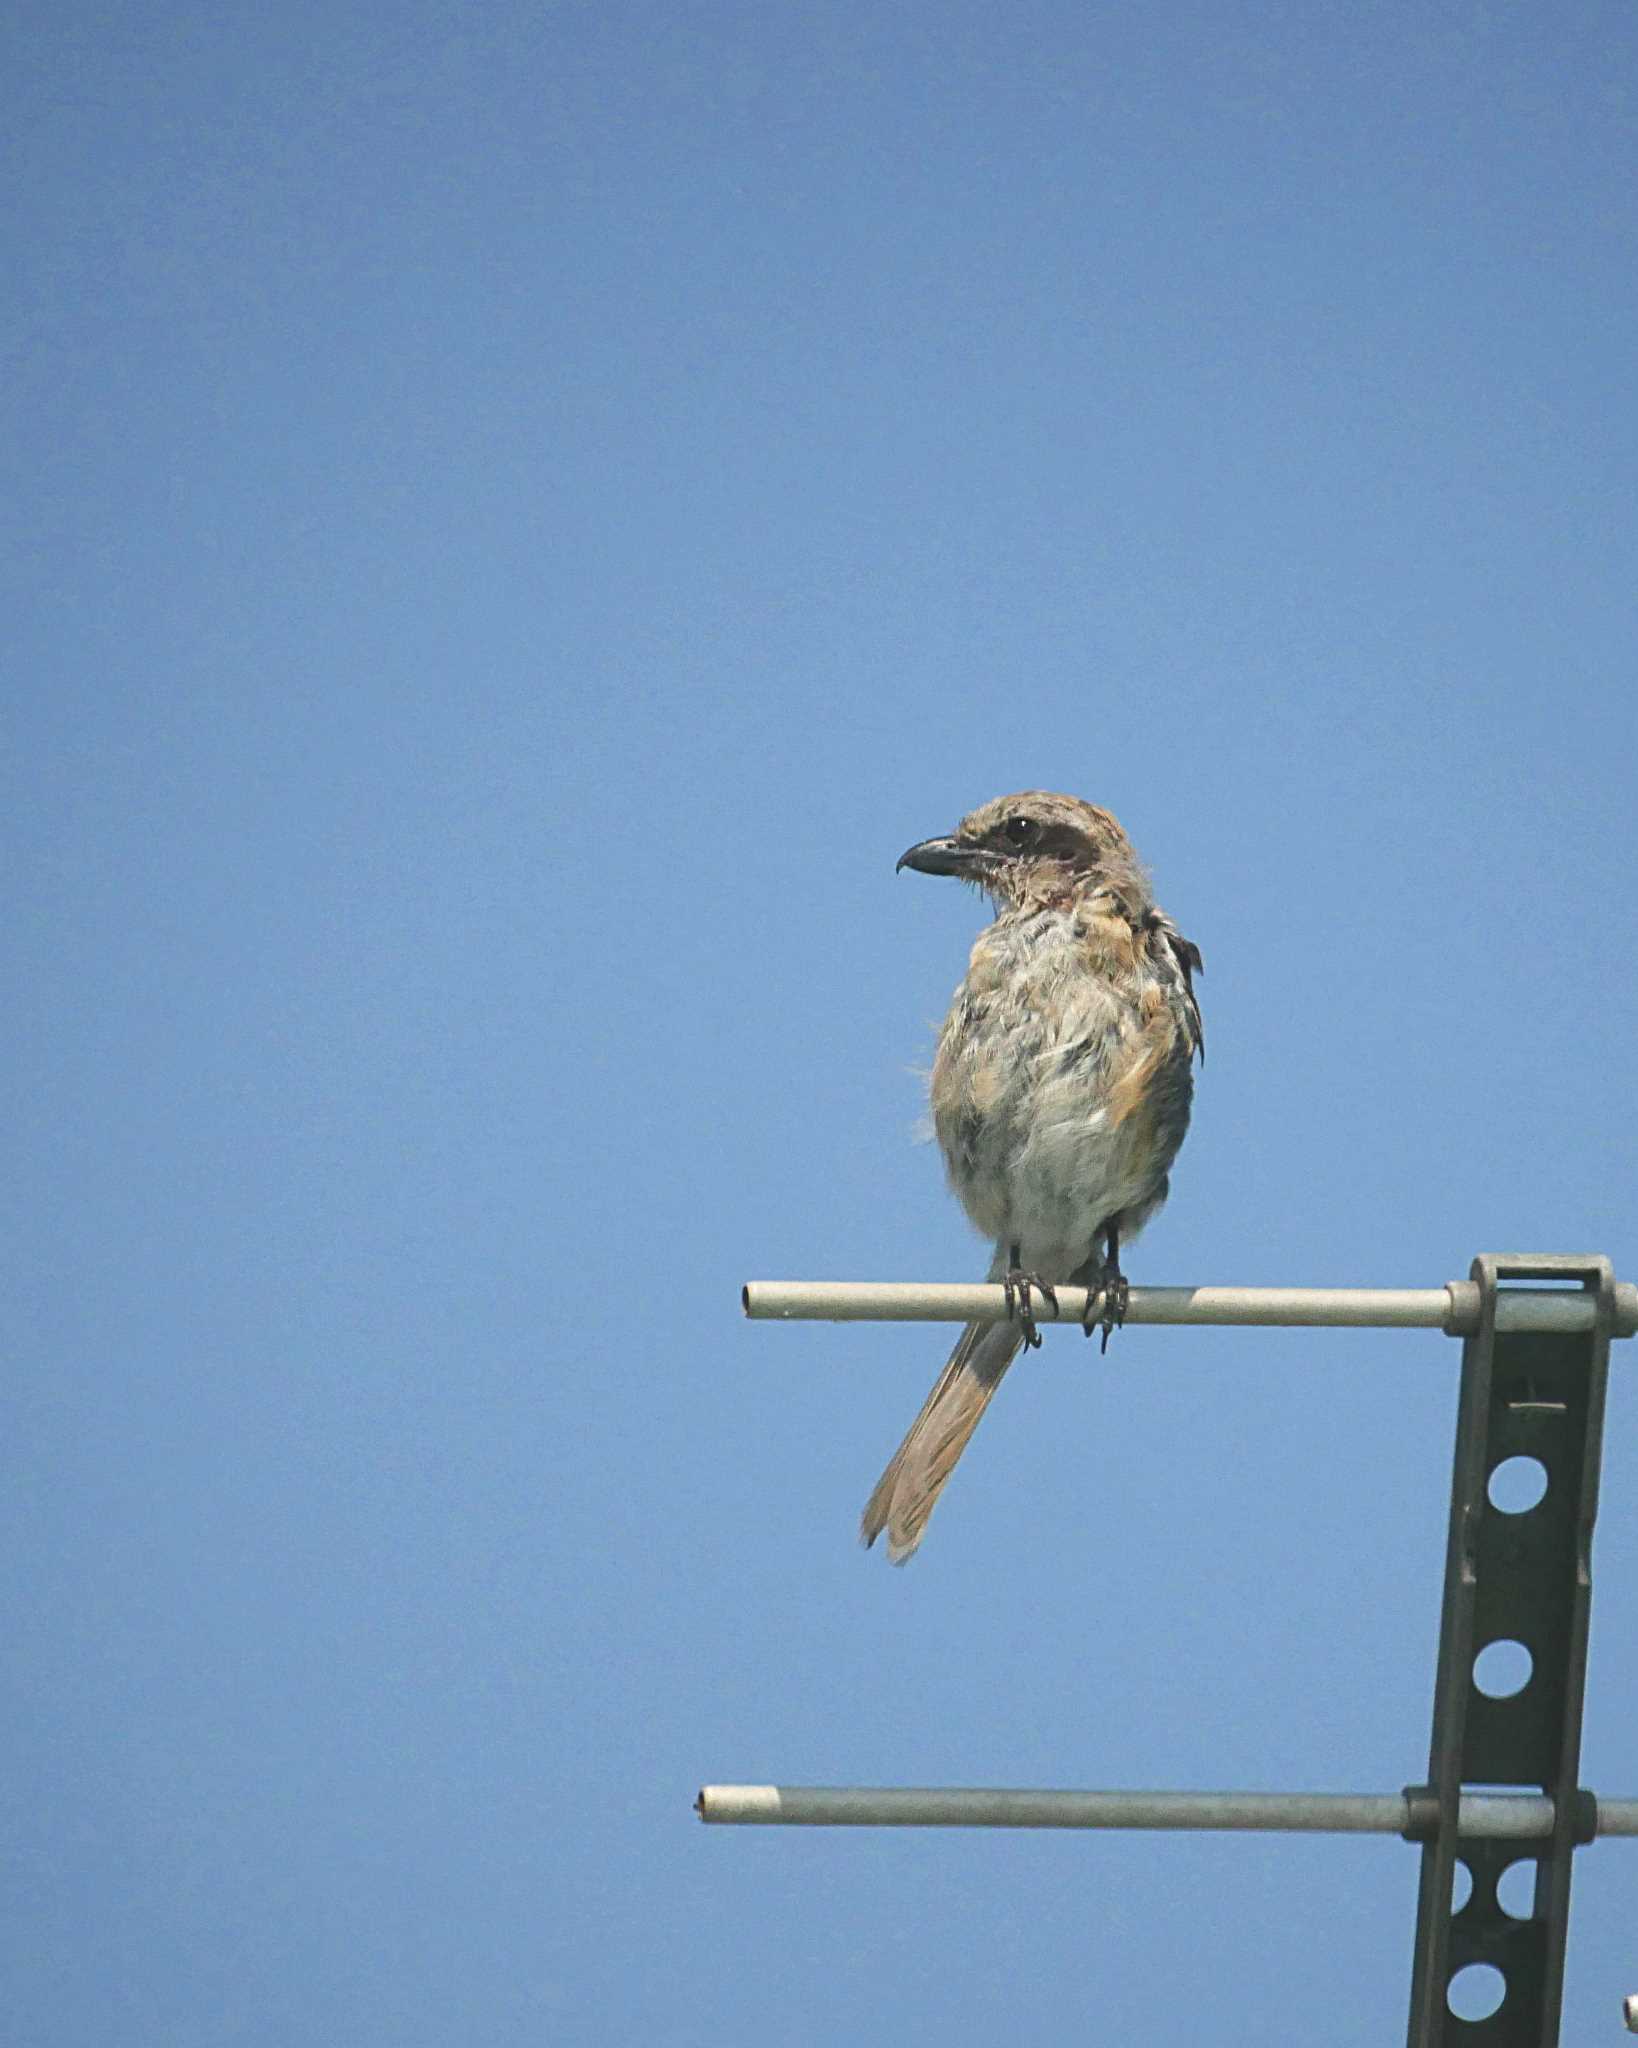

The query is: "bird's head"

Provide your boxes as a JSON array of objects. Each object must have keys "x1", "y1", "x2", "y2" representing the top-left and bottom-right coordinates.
[{"x1": 897, "y1": 791, "x2": 1148, "y2": 913}]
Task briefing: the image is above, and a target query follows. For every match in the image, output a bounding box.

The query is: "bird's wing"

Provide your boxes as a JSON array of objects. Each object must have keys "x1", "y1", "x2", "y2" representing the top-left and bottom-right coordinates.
[{"x1": 1147, "y1": 910, "x2": 1205, "y2": 1064}]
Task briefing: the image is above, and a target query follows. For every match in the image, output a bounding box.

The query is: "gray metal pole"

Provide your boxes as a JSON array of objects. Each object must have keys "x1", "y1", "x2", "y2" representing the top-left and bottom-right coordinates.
[
  {"x1": 696, "y1": 1784, "x2": 1638, "y2": 1836},
  {"x1": 741, "y1": 1280, "x2": 1638, "y2": 1336}
]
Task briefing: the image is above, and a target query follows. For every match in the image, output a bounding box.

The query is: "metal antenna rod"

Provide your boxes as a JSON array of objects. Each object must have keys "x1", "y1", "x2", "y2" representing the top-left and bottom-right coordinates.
[
  {"x1": 698, "y1": 1785, "x2": 1638, "y2": 1836},
  {"x1": 742, "y1": 1278, "x2": 1638, "y2": 1336}
]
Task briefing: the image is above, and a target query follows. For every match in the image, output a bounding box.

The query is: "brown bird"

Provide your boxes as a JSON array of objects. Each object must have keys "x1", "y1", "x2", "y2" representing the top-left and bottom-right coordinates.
[{"x1": 861, "y1": 792, "x2": 1203, "y2": 1562}]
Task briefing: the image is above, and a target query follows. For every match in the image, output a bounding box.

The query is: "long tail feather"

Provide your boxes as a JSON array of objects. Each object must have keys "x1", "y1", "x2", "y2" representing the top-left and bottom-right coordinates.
[{"x1": 859, "y1": 1311, "x2": 1025, "y2": 1563}]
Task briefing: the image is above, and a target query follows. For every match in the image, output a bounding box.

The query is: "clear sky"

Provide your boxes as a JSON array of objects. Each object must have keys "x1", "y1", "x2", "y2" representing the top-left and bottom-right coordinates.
[{"x1": 6, "y1": 2, "x2": 1637, "y2": 2041}]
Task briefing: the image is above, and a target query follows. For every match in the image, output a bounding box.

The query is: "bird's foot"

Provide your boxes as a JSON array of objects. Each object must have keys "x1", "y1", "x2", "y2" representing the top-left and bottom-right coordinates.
[
  {"x1": 1082, "y1": 1263, "x2": 1129, "y2": 1353},
  {"x1": 1002, "y1": 1264, "x2": 1059, "y2": 1349}
]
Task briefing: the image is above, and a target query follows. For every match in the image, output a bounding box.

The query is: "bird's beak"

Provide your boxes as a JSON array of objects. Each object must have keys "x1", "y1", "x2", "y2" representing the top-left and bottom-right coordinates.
[{"x1": 896, "y1": 835, "x2": 979, "y2": 877}]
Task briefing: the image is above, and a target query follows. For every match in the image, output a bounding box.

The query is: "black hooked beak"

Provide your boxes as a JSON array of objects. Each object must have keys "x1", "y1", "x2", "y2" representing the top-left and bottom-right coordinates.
[{"x1": 896, "y1": 835, "x2": 981, "y2": 878}]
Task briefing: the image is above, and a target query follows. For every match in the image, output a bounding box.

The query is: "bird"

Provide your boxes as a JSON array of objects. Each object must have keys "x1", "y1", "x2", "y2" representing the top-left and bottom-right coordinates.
[{"x1": 860, "y1": 791, "x2": 1203, "y2": 1563}]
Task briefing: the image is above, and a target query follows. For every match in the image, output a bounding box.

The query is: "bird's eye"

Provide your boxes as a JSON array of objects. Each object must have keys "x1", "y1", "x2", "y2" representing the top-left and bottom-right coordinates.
[{"x1": 1004, "y1": 816, "x2": 1035, "y2": 845}]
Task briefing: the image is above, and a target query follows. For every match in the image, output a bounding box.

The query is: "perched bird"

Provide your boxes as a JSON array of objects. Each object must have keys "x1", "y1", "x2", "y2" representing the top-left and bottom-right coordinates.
[{"x1": 861, "y1": 792, "x2": 1203, "y2": 1563}]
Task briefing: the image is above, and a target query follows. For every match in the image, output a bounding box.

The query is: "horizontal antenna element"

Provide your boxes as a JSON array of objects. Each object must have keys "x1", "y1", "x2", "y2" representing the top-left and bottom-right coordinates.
[
  {"x1": 696, "y1": 1784, "x2": 1638, "y2": 1835},
  {"x1": 742, "y1": 1278, "x2": 1638, "y2": 1336}
]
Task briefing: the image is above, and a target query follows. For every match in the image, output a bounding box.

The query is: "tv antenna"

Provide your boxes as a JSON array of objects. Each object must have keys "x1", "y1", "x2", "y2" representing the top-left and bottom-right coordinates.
[{"x1": 701, "y1": 1255, "x2": 1637, "y2": 2045}]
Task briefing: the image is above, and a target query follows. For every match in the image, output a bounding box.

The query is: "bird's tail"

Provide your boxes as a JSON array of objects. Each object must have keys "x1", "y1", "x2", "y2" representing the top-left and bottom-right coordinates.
[{"x1": 859, "y1": 1295, "x2": 1025, "y2": 1564}]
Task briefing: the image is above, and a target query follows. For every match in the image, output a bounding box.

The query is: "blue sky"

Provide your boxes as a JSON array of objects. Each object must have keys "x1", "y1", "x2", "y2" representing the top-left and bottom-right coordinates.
[{"x1": 6, "y1": 2, "x2": 1637, "y2": 2041}]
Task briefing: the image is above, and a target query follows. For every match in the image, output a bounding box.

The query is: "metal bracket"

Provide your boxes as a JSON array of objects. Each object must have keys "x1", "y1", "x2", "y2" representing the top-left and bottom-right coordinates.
[{"x1": 1405, "y1": 1255, "x2": 1615, "y2": 2045}]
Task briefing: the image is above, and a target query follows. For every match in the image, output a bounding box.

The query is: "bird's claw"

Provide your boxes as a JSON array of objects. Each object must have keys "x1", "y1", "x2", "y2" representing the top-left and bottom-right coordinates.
[
  {"x1": 1082, "y1": 1264, "x2": 1129, "y2": 1353},
  {"x1": 1002, "y1": 1266, "x2": 1058, "y2": 1349}
]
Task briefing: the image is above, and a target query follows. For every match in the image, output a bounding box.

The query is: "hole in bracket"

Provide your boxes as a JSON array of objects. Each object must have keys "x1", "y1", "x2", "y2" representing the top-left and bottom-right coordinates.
[
  {"x1": 1473, "y1": 1639, "x2": 1533, "y2": 1698},
  {"x1": 1450, "y1": 1860, "x2": 1473, "y2": 1913},
  {"x1": 1448, "y1": 1963, "x2": 1506, "y2": 2021},
  {"x1": 1487, "y1": 1456, "x2": 1548, "y2": 1513},
  {"x1": 1496, "y1": 1859, "x2": 1536, "y2": 1920}
]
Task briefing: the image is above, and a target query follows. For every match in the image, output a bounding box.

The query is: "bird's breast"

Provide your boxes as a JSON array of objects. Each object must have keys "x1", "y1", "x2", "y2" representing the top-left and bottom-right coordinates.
[{"x1": 927, "y1": 910, "x2": 1193, "y2": 1271}]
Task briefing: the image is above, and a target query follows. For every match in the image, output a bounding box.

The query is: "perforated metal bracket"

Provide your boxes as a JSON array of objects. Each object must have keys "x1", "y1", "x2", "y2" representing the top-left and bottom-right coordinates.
[{"x1": 1405, "y1": 1255, "x2": 1615, "y2": 2046}]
